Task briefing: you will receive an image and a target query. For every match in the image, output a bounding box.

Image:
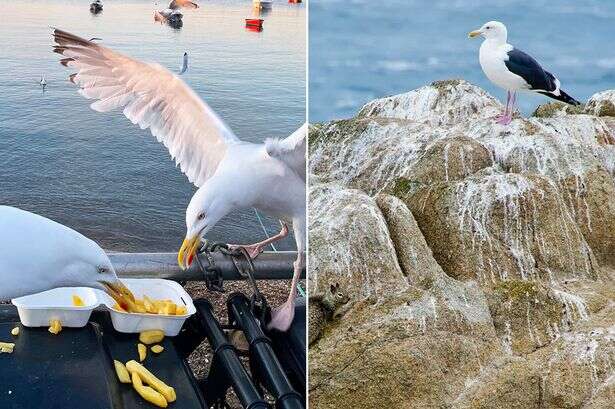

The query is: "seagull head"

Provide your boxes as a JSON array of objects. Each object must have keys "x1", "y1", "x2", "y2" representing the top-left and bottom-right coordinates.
[
  {"x1": 469, "y1": 21, "x2": 507, "y2": 42},
  {"x1": 58, "y1": 238, "x2": 134, "y2": 307},
  {"x1": 178, "y1": 185, "x2": 231, "y2": 269}
]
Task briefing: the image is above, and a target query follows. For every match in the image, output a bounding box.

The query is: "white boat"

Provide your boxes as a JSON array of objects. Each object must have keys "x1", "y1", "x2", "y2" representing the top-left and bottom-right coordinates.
[{"x1": 253, "y1": 0, "x2": 273, "y2": 9}]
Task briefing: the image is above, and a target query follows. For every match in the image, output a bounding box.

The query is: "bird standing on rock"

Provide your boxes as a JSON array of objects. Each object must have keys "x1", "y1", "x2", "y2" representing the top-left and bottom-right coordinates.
[
  {"x1": 51, "y1": 29, "x2": 306, "y2": 332},
  {"x1": 469, "y1": 21, "x2": 581, "y2": 125}
]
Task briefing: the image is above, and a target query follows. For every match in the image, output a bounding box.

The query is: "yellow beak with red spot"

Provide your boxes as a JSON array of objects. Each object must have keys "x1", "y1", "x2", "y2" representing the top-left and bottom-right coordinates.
[
  {"x1": 178, "y1": 235, "x2": 201, "y2": 270},
  {"x1": 100, "y1": 279, "x2": 137, "y2": 310}
]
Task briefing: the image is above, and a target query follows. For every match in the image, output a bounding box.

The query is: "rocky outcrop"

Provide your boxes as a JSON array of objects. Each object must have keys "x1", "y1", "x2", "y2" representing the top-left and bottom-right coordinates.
[
  {"x1": 585, "y1": 90, "x2": 615, "y2": 117},
  {"x1": 309, "y1": 80, "x2": 615, "y2": 408}
]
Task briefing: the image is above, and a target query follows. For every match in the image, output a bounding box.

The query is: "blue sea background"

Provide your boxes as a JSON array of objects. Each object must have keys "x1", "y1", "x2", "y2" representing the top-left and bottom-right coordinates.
[
  {"x1": 0, "y1": 0, "x2": 305, "y2": 252},
  {"x1": 310, "y1": 0, "x2": 615, "y2": 122}
]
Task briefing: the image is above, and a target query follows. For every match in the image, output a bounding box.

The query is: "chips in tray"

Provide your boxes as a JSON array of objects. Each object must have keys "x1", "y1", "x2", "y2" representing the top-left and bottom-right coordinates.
[{"x1": 112, "y1": 295, "x2": 187, "y2": 316}]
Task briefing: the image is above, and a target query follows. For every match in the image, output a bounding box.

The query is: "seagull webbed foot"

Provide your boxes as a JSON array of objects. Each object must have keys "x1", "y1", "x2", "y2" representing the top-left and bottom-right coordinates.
[{"x1": 495, "y1": 114, "x2": 513, "y2": 125}]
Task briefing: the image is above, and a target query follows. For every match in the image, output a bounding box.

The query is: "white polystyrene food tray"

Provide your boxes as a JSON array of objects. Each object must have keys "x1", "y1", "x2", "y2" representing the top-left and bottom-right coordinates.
[{"x1": 11, "y1": 278, "x2": 195, "y2": 336}]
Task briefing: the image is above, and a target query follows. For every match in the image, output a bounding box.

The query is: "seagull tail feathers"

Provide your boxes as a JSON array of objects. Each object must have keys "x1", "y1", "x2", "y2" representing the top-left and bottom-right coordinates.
[{"x1": 539, "y1": 89, "x2": 581, "y2": 106}]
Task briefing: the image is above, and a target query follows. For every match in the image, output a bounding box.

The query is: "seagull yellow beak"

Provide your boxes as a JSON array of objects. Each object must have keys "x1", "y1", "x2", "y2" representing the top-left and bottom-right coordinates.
[
  {"x1": 100, "y1": 279, "x2": 137, "y2": 310},
  {"x1": 468, "y1": 30, "x2": 482, "y2": 38},
  {"x1": 178, "y1": 235, "x2": 201, "y2": 270}
]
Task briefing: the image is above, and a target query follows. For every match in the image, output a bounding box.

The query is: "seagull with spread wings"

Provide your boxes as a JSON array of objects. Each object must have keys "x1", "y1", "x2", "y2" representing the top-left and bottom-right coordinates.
[{"x1": 51, "y1": 29, "x2": 306, "y2": 332}]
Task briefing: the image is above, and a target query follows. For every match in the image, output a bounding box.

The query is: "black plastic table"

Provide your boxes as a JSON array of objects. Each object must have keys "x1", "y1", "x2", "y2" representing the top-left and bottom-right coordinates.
[
  {"x1": 0, "y1": 306, "x2": 206, "y2": 409},
  {"x1": 0, "y1": 296, "x2": 306, "y2": 409}
]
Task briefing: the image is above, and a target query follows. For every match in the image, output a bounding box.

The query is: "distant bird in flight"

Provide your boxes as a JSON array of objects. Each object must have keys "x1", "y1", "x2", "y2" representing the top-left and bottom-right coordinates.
[
  {"x1": 179, "y1": 52, "x2": 188, "y2": 74},
  {"x1": 469, "y1": 21, "x2": 580, "y2": 125},
  {"x1": 51, "y1": 29, "x2": 306, "y2": 332}
]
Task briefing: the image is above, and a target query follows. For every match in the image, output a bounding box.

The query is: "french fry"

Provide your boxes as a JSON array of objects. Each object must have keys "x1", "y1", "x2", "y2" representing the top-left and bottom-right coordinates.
[
  {"x1": 132, "y1": 303, "x2": 147, "y2": 314},
  {"x1": 48, "y1": 320, "x2": 62, "y2": 335},
  {"x1": 139, "y1": 330, "x2": 165, "y2": 345},
  {"x1": 151, "y1": 345, "x2": 164, "y2": 354},
  {"x1": 11, "y1": 327, "x2": 19, "y2": 336},
  {"x1": 114, "y1": 360, "x2": 131, "y2": 384},
  {"x1": 162, "y1": 302, "x2": 176, "y2": 315},
  {"x1": 125, "y1": 360, "x2": 176, "y2": 403},
  {"x1": 143, "y1": 296, "x2": 157, "y2": 314},
  {"x1": 138, "y1": 343, "x2": 147, "y2": 362},
  {"x1": 0, "y1": 342, "x2": 15, "y2": 353},
  {"x1": 131, "y1": 371, "x2": 168, "y2": 408},
  {"x1": 175, "y1": 306, "x2": 187, "y2": 315},
  {"x1": 72, "y1": 295, "x2": 85, "y2": 307}
]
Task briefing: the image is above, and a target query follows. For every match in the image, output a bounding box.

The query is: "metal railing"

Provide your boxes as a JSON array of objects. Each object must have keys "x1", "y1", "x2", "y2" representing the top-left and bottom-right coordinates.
[{"x1": 109, "y1": 251, "x2": 303, "y2": 281}]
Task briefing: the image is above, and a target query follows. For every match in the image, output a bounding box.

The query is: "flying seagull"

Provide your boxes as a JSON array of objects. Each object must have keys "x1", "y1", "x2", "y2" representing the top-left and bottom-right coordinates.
[
  {"x1": 51, "y1": 29, "x2": 306, "y2": 332},
  {"x1": 0, "y1": 206, "x2": 133, "y2": 303},
  {"x1": 179, "y1": 52, "x2": 188, "y2": 74},
  {"x1": 469, "y1": 21, "x2": 580, "y2": 125}
]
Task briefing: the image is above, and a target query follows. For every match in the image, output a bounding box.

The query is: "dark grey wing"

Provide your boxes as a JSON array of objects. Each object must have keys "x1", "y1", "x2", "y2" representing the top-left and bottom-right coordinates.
[{"x1": 505, "y1": 48, "x2": 557, "y2": 92}]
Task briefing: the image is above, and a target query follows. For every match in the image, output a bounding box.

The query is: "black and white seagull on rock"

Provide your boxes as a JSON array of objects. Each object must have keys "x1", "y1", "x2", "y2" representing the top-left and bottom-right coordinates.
[{"x1": 469, "y1": 21, "x2": 581, "y2": 125}]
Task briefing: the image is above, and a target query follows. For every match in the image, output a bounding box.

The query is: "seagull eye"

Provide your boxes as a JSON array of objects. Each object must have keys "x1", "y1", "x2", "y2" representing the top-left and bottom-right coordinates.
[
  {"x1": 197, "y1": 213, "x2": 205, "y2": 221},
  {"x1": 485, "y1": 26, "x2": 491, "y2": 29},
  {"x1": 98, "y1": 267, "x2": 107, "y2": 274}
]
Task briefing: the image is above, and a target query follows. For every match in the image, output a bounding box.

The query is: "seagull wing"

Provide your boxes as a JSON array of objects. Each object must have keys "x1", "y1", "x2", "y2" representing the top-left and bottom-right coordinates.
[
  {"x1": 265, "y1": 123, "x2": 307, "y2": 181},
  {"x1": 504, "y1": 48, "x2": 558, "y2": 93},
  {"x1": 52, "y1": 28, "x2": 240, "y2": 187}
]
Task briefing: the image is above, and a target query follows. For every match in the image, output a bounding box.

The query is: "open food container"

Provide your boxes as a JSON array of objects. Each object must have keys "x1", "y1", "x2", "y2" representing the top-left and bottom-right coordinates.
[{"x1": 11, "y1": 278, "x2": 196, "y2": 336}]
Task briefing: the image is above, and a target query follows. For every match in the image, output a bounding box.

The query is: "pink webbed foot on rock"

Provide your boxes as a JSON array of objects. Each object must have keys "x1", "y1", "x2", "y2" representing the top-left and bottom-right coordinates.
[
  {"x1": 495, "y1": 114, "x2": 512, "y2": 125},
  {"x1": 267, "y1": 298, "x2": 296, "y2": 332}
]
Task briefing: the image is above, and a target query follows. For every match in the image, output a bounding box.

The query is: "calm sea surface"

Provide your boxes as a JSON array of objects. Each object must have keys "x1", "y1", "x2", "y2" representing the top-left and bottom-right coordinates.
[
  {"x1": 0, "y1": 0, "x2": 305, "y2": 252},
  {"x1": 310, "y1": 0, "x2": 615, "y2": 122}
]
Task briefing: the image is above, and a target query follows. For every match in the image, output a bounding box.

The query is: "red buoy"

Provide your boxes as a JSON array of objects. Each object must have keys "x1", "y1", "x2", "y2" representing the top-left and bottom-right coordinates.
[{"x1": 245, "y1": 18, "x2": 264, "y2": 29}]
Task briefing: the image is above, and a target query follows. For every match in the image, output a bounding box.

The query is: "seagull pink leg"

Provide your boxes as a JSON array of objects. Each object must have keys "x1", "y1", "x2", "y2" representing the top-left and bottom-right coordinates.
[
  {"x1": 496, "y1": 91, "x2": 511, "y2": 124},
  {"x1": 498, "y1": 91, "x2": 516, "y2": 125},
  {"x1": 267, "y1": 251, "x2": 304, "y2": 332},
  {"x1": 229, "y1": 222, "x2": 288, "y2": 259}
]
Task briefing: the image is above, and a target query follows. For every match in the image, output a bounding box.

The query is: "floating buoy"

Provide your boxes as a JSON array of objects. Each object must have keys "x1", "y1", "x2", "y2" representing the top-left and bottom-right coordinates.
[
  {"x1": 245, "y1": 18, "x2": 264, "y2": 29},
  {"x1": 90, "y1": 0, "x2": 103, "y2": 14}
]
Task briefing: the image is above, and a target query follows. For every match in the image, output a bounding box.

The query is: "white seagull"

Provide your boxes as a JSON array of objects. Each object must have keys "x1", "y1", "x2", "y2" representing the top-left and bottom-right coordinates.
[
  {"x1": 51, "y1": 29, "x2": 306, "y2": 332},
  {"x1": 39, "y1": 75, "x2": 47, "y2": 91},
  {"x1": 0, "y1": 206, "x2": 133, "y2": 303},
  {"x1": 179, "y1": 52, "x2": 188, "y2": 74},
  {"x1": 469, "y1": 21, "x2": 580, "y2": 125}
]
